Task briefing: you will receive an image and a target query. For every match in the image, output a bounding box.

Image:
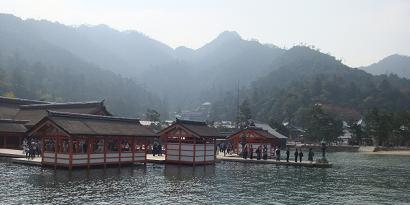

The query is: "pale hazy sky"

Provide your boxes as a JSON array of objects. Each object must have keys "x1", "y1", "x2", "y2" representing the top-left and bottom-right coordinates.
[{"x1": 0, "y1": 0, "x2": 409, "y2": 67}]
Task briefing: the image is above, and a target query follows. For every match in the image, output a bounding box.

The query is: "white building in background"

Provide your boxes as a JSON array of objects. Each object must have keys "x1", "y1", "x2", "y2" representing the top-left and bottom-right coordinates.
[{"x1": 338, "y1": 121, "x2": 352, "y2": 145}]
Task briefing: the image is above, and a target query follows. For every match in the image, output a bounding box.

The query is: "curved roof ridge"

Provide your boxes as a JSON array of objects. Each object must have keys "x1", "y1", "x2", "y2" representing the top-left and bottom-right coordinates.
[
  {"x1": 20, "y1": 101, "x2": 103, "y2": 109},
  {"x1": 47, "y1": 110, "x2": 140, "y2": 124},
  {"x1": 0, "y1": 118, "x2": 29, "y2": 124},
  {"x1": 175, "y1": 118, "x2": 207, "y2": 126},
  {"x1": 0, "y1": 96, "x2": 50, "y2": 105}
]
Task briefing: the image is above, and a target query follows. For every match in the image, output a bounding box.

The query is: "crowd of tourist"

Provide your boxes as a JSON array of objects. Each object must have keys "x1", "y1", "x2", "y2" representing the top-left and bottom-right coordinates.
[
  {"x1": 218, "y1": 143, "x2": 234, "y2": 156},
  {"x1": 152, "y1": 144, "x2": 162, "y2": 156},
  {"x1": 22, "y1": 138, "x2": 41, "y2": 160},
  {"x1": 238, "y1": 144, "x2": 316, "y2": 163}
]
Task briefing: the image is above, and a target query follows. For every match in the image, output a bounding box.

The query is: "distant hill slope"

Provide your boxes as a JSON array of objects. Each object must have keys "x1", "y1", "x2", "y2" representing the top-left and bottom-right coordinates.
[
  {"x1": 0, "y1": 14, "x2": 284, "y2": 110},
  {"x1": 0, "y1": 14, "x2": 174, "y2": 76},
  {"x1": 361, "y1": 54, "x2": 410, "y2": 79},
  {"x1": 0, "y1": 14, "x2": 165, "y2": 117},
  {"x1": 1, "y1": 13, "x2": 410, "y2": 123},
  {"x1": 210, "y1": 47, "x2": 410, "y2": 124}
]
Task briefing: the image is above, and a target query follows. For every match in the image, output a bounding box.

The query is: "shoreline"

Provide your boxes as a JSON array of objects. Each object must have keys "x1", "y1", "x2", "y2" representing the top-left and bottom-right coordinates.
[{"x1": 363, "y1": 150, "x2": 410, "y2": 156}]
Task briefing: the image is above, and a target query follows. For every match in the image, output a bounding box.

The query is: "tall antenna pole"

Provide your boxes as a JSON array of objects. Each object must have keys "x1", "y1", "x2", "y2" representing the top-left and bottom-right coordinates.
[{"x1": 236, "y1": 80, "x2": 240, "y2": 128}]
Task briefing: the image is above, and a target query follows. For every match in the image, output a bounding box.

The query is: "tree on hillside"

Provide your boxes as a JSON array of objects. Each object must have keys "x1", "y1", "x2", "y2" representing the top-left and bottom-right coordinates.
[
  {"x1": 304, "y1": 104, "x2": 343, "y2": 143},
  {"x1": 269, "y1": 119, "x2": 289, "y2": 137},
  {"x1": 236, "y1": 98, "x2": 252, "y2": 128},
  {"x1": 146, "y1": 109, "x2": 160, "y2": 122},
  {"x1": 364, "y1": 108, "x2": 393, "y2": 146},
  {"x1": 350, "y1": 122, "x2": 366, "y2": 145}
]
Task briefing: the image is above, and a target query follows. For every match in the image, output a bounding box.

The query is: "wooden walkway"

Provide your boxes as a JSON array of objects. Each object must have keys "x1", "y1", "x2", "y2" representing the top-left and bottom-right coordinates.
[
  {"x1": 0, "y1": 148, "x2": 26, "y2": 158},
  {"x1": 10, "y1": 157, "x2": 42, "y2": 166},
  {"x1": 1, "y1": 149, "x2": 331, "y2": 168},
  {"x1": 146, "y1": 154, "x2": 166, "y2": 164},
  {"x1": 216, "y1": 154, "x2": 332, "y2": 168}
]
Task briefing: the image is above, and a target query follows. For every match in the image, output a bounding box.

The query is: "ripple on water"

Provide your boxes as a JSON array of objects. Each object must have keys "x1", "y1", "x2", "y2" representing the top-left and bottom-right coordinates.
[{"x1": 0, "y1": 153, "x2": 410, "y2": 204}]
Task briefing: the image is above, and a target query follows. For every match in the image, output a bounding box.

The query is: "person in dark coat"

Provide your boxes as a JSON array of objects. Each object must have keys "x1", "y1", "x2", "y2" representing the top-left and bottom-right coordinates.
[
  {"x1": 308, "y1": 148, "x2": 314, "y2": 162},
  {"x1": 158, "y1": 144, "x2": 162, "y2": 156},
  {"x1": 294, "y1": 149, "x2": 298, "y2": 162},
  {"x1": 249, "y1": 145, "x2": 253, "y2": 159},
  {"x1": 243, "y1": 145, "x2": 248, "y2": 159},
  {"x1": 256, "y1": 146, "x2": 261, "y2": 160},
  {"x1": 262, "y1": 145, "x2": 268, "y2": 160},
  {"x1": 286, "y1": 147, "x2": 290, "y2": 162},
  {"x1": 299, "y1": 149, "x2": 304, "y2": 162}
]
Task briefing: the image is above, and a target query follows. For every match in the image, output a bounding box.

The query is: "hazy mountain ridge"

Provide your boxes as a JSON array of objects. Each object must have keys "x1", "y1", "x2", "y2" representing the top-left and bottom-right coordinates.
[
  {"x1": 1, "y1": 13, "x2": 409, "y2": 122},
  {"x1": 361, "y1": 54, "x2": 410, "y2": 79},
  {"x1": 210, "y1": 46, "x2": 410, "y2": 124}
]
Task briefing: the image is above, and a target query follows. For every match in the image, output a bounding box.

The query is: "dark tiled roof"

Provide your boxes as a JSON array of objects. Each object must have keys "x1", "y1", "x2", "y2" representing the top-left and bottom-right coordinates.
[
  {"x1": 0, "y1": 96, "x2": 50, "y2": 118},
  {"x1": 161, "y1": 118, "x2": 221, "y2": 138},
  {"x1": 254, "y1": 123, "x2": 288, "y2": 139},
  {"x1": 19, "y1": 101, "x2": 102, "y2": 109},
  {"x1": 0, "y1": 119, "x2": 28, "y2": 133},
  {"x1": 228, "y1": 125, "x2": 287, "y2": 140},
  {"x1": 41, "y1": 111, "x2": 157, "y2": 137},
  {"x1": 15, "y1": 101, "x2": 111, "y2": 126},
  {"x1": 0, "y1": 96, "x2": 50, "y2": 105}
]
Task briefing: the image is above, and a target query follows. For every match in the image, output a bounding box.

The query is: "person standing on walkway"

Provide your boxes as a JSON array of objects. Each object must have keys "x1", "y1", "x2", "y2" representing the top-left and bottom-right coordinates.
[
  {"x1": 275, "y1": 148, "x2": 280, "y2": 161},
  {"x1": 299, "y1": 149, "x2": 304, "y2": 162},
  {"x1": 262, "y1": 145, "x2": 268, "y2": 160},
  {"x1": 308, "y1": 148, "x2": 314, "y2": 162},
  {"x1": 243, "y1": 145, "x2": 248, "y2": 159},
  {"x1": 294, "y1": 148, "x2": 298, "y2": 162},
  {"x1": 256, "y1": 146, "x2": 261, "y2": 160},
  {"x1": 249, "y1": 145, "x2": 253, "y2": 159},
  {"x1": 286, "y1": 147, "x2": 290, "y2": 162}
]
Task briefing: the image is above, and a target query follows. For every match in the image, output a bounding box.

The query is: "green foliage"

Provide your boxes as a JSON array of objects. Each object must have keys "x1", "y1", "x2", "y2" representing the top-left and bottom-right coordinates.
[
  {"x1": 235, "y1": 98, "x2": 252, "y2": 128},
  {"x1": 304, "y1": 104, "x2": 343, "y2": 143},
  {"x1": 269, "y1": 119, "x2": 289, "y2": 137},
  {"x1": 0, "y1": 53, "x2": 164, "y2": 117},
  {"x1": 146, "y1": 109, "x2": 160, "y2": 122}
]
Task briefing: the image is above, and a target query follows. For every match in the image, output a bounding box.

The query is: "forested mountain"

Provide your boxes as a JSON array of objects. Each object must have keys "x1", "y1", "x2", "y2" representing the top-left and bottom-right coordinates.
[
  {"x1": 0, "y1": 14, "x2": 166, "y2": 117},
  {"x1": 361, "y1": 54, "x2": 410, "y2": 79},
  {"x1": 0, "y1": 14, "x2": 174, "y2": 76},
  {"x1": 210, "y1": 47, "x2": 410, "y2": 127},
  {"x1": 0, "y1": 14, "x2": 284, "y2": 110},
  {"x1": 141, "y1": 31, "x2": 284, "y2": 108},
  {"x1": 1, "y1": 13, "x2": 410, "y2": 124}
]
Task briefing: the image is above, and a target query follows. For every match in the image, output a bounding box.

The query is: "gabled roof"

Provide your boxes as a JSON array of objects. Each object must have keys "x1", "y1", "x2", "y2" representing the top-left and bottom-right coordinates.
[
  {"x1": 0, "y1": 96, "x2": 50, "y2": 118},
  {"x1": 0, "y1": 119, "x2": 29, "y2": 133},
  {"x1": 160, "y1": 118, "x2": 221, "y2": 138},
  {"x1": 254, "y1": 123, "x2": 288, "y2": 139},
  {"x1": 228, "y1": 123, "x2": 288, "y2": 140},
  {"x1": 30, "y1": 111, "x2": 157, "y2": 137},
  {"x1": 0, "y1": 96, "x2": 50, "y2": 106},
  {"x1": 15, "y1": 101, "x2": 112, "y2": 127}
]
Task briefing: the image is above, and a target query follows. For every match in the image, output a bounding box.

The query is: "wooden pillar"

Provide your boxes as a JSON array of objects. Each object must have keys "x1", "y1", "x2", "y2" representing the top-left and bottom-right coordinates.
[
  {"x1": 214, "y1": 138, "x2": 217, "y2": 161},
  {"x1": 178, "y1": 133, "x2": 182, "y2": 165},
  {"x1": 204, "y1": 137, "x2": 207, "y2": 163},
  {"x1": 132, "y1": 137, "x2": 135, "y2": 163},
  {"x1": 103, "y1": 137, "x2": 107, "y2": 169},
  {"x1": 118, "y1": 136, "x2": 122, "y2": 167},
  {"x1": 54, "y1": 135, "x2": 58, "y2": 169},
  {"x1": 87, "y1": 136, "x2": 91, "y2": 169},
  {"x1": 193, "y1": 137, "x2": 196, "y2": 166},
  {"x1": 69, "y1": 137, "x2": 73, "y2": 170},
  {"x1": 41, "y1": 136, "x2": 45, "y2": 165},
  {"x1": 165, "y1": 133, "x2": 168, "y2": 161},
  {"x1": 144, "y1": 137, "x2": 147, "y2": 165}
]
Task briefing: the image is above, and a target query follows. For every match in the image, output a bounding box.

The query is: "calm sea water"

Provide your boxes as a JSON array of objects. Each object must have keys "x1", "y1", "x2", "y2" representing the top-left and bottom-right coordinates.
[{"x1": 0, "y1": 152, "x2": 409, "y2": 205}]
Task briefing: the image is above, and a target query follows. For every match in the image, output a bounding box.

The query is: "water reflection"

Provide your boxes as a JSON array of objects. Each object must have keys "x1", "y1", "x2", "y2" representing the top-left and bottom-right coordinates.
[
  {"x1": 1, "y1": 153, "x2": 410, "y2": 204},
  {"x1": 164, "y1": 164, "x2": 215, "y2": 180}
]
